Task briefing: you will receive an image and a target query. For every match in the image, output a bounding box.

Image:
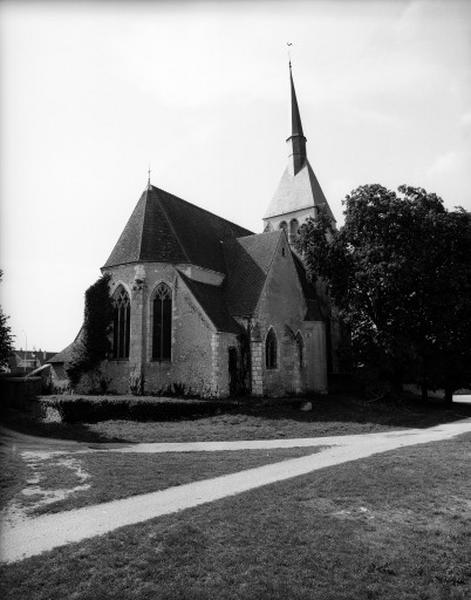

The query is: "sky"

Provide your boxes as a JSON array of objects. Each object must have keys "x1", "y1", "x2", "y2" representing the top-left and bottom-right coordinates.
[{"x1": 1, "y1": 0, "x2": 470, "y2": 352}]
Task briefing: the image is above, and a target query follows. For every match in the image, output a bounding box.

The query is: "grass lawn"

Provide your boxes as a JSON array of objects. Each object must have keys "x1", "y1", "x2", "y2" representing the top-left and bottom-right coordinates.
[
  {"x1": 0, "y1": 447, "x2": 27, "y2": 511},
  {"x1": 12, "y1": 447, "x2": 323, "y2": 516},
  {"x1": 1, "y1": 434, "x2": 470, "y2": 599},
  {"x1": 3, "y1": 394, "x2": 471, "y2": 443}
]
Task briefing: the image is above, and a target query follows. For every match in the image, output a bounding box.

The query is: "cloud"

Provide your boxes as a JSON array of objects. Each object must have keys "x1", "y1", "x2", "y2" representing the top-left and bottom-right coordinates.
[{"x1": 426, "y1": 151, "x2": 461, "y2": 176}]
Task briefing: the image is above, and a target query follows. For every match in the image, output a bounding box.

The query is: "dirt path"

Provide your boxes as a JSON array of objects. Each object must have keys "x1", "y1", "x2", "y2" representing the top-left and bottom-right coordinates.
[{"x1": 1, "y1": 419, "x2": 470, "y2": 564}]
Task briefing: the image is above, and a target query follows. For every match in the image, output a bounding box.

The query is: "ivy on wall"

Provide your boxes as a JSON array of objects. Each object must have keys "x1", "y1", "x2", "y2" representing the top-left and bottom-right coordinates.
[{"x1": 66, "y1": 274, "x2": 113, "y2": 387}]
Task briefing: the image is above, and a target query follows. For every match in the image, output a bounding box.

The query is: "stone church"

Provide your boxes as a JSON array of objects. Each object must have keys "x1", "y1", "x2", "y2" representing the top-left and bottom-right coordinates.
[{"x1": 51, "y1": 64, "x2": 338, "y2": 398}]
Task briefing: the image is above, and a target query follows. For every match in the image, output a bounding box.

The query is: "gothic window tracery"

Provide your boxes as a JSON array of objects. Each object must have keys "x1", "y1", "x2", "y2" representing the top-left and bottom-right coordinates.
[
  {"x1": 112, "y1": 287, "x2": 130, "y2": 359},
  {"x1": 265, "y1": 328, "x2": 278, "y2": 370},
  {"x1": 152, "y1": 283, "x2": 172, "y2": 361}
]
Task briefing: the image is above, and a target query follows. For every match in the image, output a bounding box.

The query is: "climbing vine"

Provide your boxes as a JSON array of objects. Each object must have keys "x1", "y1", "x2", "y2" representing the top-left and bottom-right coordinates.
[{"x1": 66, "y1": 273, "x2": 113, "y2": 387}]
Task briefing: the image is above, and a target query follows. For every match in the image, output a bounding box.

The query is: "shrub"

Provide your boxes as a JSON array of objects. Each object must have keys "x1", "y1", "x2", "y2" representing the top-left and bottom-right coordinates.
[{"x1": 41, "y1": 396, "x2": 234, "y2": 423}]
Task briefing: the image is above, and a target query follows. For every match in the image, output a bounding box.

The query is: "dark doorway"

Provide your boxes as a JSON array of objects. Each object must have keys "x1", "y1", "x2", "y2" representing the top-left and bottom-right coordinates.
[{"x1": 228, "y1": 346, "x2": 241, "y2": 396}]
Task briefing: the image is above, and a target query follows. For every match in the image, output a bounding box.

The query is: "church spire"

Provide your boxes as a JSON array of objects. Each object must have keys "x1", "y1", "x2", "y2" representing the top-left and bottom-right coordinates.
[{"x1": 287, "y1": 61, "x2": 307, "y2": 175}]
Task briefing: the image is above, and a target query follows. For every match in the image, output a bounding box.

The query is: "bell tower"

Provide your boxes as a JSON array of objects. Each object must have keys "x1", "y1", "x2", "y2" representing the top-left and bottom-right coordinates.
[{"x1": 263, "y1": 62, "x2": 335, "y2": 243}]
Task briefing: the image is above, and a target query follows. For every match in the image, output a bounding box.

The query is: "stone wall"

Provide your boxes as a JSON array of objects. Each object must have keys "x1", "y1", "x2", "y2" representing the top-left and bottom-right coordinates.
[
  {"x1": 253, "y1": 233, "x2": 327, "y2": 396},
  {"x1": 95, "y1": 263, "x2": 236, "y2": 397}
]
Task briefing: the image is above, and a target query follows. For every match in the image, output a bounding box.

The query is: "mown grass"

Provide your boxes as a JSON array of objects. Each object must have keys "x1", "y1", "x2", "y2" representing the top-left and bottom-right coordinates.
[
  {"x1": 0, "y1": 447, "x2": 26, "y2": 511},
  {"x1": 16, "y1": 447, "x2": 323, "y2": 515},
  {"x1": 1, "y1": 434, "x2": 470, "y2": 600},
  {"x1": 3, "y1": 393, "x2": 470, "y2": 443}
]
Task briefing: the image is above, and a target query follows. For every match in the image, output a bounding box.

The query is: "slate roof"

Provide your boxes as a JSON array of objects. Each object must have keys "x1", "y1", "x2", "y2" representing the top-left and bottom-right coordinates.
[
  {"x1": 48, "y1": 330, "x2": 83, "y2": 364},
  {"x1": 292, "y1": 253, "x2": 323, "y2": 321},
  {"x1": 264, "y1": 161, "x2": 335, "y2": 221},
  {"x1": 289, "y1": 63, "x2": 305, "y2": 138},
  {"x1": 104, "y1": 185, "x2": 253, "y2": 272},
  {"x1": 223, "y1": 231, "x2": 282, "y2": 317},
  {"x1": 177, "y1": 270, "x2": 241, "y2": 334},
  {"x1": 99, "y1": 183, "x2": 324, "y2": 338}
]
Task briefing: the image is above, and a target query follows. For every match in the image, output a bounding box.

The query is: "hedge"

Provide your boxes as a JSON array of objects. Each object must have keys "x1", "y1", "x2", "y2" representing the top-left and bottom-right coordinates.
[{"x1": 39, "y1": 395, "x2": 239, "y2": 423}]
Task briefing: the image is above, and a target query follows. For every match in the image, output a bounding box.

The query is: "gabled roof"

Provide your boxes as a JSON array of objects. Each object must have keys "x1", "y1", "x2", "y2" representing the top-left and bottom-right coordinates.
[
  {"x1": 292, "y1": 254, "x2": 323, "y2": 321},
  {"x1": 47, "y1": 342, "x2": 75, "y2": 364},
  {"x1": 264, "y1": 161, "x2": 335, "y2": 221},
  {"x1": 177, "y1": 270, "x2": 241, "y2": 334},
  {"x1": 223, "y1": 231, "x2": 283, "y2": 317},
  {"x1": 104, "y1": 185, "x2": 253, "y2": 272},
  {"x1": 48, "y1": 330, "x2": 83, "y2": 364}
]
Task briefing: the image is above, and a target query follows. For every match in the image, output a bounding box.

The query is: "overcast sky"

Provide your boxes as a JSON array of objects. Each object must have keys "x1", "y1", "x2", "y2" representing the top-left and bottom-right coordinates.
[{"x1": 1, "y1": 0, "x2": 470, "y2": 352}]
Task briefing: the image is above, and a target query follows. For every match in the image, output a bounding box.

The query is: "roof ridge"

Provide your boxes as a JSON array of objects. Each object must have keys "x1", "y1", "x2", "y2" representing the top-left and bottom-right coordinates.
[
  {"x1": 151, "y1": 187, "x2": 191, "y2": 263},
  {"x1": 264, "y1": 230, "x2": 284, "y2": 274},
  {"x1": 137, "y1": 188, "x2": 150, "y2": 261},
  {"x1": 236, "y1": 230, "x2": 283, "y2": 244},
  {"x1": 306, "y1": 162, "x2": 335, "y2": 221},
  {"x1": 251, "y1": 231, "x2": 285, "y2": 315}
]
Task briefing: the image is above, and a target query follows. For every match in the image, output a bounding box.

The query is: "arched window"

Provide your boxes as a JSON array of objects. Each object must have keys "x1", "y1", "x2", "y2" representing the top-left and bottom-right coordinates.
[
  {"x1": 279, "y1": 221, "x2": 287, "y2": 232},
  {"x1": 265, "y1": 328, "x2": 278, "y2": 370},
  {"x1": 289, "y1": 219, "x2": 299, "y2": 242},
  {"x1": 152, "y1": 283, "x2": 172, "y2": 361},
  {"x1": 112, "y1": 286, "x2": 130, "y2": 359},
  {"x1": 295, "y1": 332, "x2": 304, "y2": 369}
]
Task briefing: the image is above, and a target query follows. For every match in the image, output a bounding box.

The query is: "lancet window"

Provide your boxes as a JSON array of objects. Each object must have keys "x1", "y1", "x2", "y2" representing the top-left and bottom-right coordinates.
[
  {"x1": 265, "y1": 328, "x2": 278, "y2": 370},
  {"x1": 152, "y1": 283, "x2": 172, "y2": 361},
  {"x1": 295, "y1": 332, "x2": 304, "y2": 369},
  {"x1": 112, "y1": 287, "x2": 130, "y2": 359}
]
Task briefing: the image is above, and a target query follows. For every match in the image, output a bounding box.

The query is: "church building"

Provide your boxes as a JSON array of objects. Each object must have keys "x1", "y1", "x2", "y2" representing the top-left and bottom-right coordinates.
[{"x1": 53, "y1": 64, "x2": 337, "y2": 398}]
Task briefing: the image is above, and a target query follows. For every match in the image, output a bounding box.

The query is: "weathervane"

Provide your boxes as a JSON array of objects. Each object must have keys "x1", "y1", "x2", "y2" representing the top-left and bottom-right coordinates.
[
  {"x1": 147, "y1": 164, "x2": 151, "y2": 188},
  {"x1": 287, "y1": 42, "x2": 293, "y2": 68}
]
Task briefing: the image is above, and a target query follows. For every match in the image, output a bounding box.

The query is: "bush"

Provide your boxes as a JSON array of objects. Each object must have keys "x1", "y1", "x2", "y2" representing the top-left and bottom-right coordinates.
[{"x1": 40, "y1": 396, "x2": 235, "y2": 423}]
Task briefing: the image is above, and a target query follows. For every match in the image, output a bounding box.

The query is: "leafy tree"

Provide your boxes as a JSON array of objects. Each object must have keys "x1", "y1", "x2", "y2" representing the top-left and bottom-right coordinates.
[
  {"x1": 66, "y1": 273, "x2": 113, "y2": 387},
  {"x1": 296, "y1": 184, "x2": 471, "y2": 400},
  {"x1": 0, "y1": 270, "x2": 14, "y2": 368}
]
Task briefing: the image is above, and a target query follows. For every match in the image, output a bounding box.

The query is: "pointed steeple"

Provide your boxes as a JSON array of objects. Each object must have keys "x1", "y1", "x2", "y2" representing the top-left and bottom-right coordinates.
[
  {"x1": 287, "y1": 62, "x2": 307, "y2": 175},
  {"x1": 263, "y1": 60, "x2": 335, "y2": 237}
]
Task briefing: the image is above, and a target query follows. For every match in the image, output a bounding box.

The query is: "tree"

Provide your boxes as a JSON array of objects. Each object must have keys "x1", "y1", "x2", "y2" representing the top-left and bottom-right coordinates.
[
  {"x1": 66, "y1": 273, "x2": 113, "y2": 387},
  {"x1": 296, "y1": 184, "x2": 471, "y2": 400},
  {"x1": 0, "y1": 270, "x2": 14, "y2": 368}
]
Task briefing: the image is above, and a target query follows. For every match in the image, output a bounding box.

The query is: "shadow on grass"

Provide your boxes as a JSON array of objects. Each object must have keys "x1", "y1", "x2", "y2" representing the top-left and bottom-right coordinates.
[
  {"x1": 2, "y1": 394, "x2": 470, "y2": 445},
  {"x1": 227, "y1": 393, "x2": 471, "y2": 430},
  {"x1": 0, "y1": 409, "x2": 127, "y2": 444}
]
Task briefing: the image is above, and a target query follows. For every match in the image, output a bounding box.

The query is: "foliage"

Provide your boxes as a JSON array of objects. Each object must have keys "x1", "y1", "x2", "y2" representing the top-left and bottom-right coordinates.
[
  {"x1": 296, "y1": 184, "x2": 471, "y2": 398},
  {"x1": 66, "y1": 274, "x2": 113, "y2": 387},
  {"x1": 129, "y1": 370, "x2": 145, "y2": 396},
  {"x1": 43, "y1": 395, "x2": 229, "y2": 423},
  {"x1": 0, "y1": 270, "x2": 14, "y2": 368}
]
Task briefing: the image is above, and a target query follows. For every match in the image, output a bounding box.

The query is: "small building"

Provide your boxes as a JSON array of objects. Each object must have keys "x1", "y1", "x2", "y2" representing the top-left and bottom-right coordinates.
[{"x1": 6, "y1": 349, "x2": 57, "y2": 376}]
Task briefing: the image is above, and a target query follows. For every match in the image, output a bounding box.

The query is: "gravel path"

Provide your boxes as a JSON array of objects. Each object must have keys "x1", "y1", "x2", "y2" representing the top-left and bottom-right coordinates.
[{"x1": 1, "y1": 419, "x2": 470, "y2": 564}]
